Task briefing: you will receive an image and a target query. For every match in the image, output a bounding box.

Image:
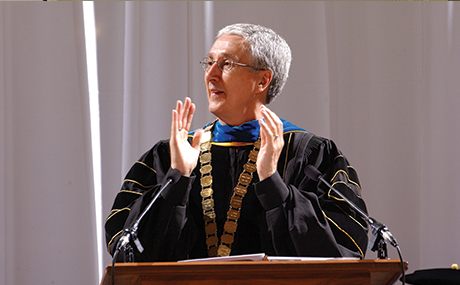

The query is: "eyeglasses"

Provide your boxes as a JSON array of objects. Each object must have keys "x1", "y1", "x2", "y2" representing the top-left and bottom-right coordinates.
[{"x1": 200, "y1": 57, "x2": 260, "y2": 73}]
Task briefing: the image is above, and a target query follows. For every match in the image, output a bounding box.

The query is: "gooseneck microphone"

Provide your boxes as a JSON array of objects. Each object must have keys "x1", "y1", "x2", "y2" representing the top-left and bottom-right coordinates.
[
  {"x1": 111, "y1": 169, "x2": 182, "y2": 285},
  {"x1": 305, "y1": 165, "x2": 405, "y2": 284},
  {"x1": 304, "y1": 165, "x2": 398, "y2": 248}
]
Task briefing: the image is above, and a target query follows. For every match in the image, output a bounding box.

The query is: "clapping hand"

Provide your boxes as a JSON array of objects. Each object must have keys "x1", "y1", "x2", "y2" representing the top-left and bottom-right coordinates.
[
  {"x1": 257, "y1": 105, "x2": 284, "y2": 181},
  {"x1": 170, "y1": 97, "x2": 203, "y2": 177}
]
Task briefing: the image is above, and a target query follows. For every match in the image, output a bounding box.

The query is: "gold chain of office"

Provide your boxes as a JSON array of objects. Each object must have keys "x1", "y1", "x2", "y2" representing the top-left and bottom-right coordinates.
[{"x1": 199, "y1": 121, "x2": 261, "y2": 257}]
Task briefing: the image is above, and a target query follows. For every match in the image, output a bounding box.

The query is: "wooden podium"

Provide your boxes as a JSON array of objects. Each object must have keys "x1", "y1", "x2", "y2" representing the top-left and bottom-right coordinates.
[{"x1": 101, "y1": 259, "x2": 407, "y2": 285}]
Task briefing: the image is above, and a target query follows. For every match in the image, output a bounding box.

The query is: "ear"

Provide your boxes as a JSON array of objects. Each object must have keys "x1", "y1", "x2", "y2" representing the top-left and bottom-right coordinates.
[{"x1": 257, "y1": 70, "x2": 273, "y2": 93}]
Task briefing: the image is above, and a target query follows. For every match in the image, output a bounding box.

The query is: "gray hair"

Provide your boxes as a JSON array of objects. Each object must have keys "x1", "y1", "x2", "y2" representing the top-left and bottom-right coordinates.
[{"x1": 217, "y1": 23, "x2": 292, "y2": 104}]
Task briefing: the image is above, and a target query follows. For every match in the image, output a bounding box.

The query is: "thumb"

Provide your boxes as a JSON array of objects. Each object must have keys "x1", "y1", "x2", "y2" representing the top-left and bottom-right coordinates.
[{"x1": 191, "y1": 128, "x2": 204, "y2": 150}]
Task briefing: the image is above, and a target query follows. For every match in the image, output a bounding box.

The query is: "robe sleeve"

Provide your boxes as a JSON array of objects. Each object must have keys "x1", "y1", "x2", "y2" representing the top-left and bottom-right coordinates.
[
  {"x1": 253, "y1": 133, "x2": 368, "y2": 258},
  {"x1": 104, "y1": 140, "x2": 197, "y2": 261}
]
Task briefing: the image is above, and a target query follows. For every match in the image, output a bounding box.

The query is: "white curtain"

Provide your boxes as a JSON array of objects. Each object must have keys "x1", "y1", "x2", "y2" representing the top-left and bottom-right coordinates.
[
  {"x1": 0, "y1": 2, "x2": 98, "y2": 285},
  {"x1": 1, "y1": 2, "x2": 459, "y2": 284},
  {"x1": 94, "y1": 1, "x2": 214, "y2": 268},
  {"x1": 324, "y1": 1, "x2": 426, "y2": 265},
  {"x1": 420, "y1": 2, "x2": 460, "y2": 268}
]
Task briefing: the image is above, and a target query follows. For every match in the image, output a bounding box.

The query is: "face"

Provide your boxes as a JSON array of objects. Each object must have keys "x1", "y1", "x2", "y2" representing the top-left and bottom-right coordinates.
[{"x1": 205, "y1": 34, "x2": 271, "y2": 126}]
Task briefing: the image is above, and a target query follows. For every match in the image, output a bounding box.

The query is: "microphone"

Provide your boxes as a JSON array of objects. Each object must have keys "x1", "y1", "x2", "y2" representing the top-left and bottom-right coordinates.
[
  {"x1": 305, "y1": 165, "x2": 406, "y2": 284},
  {"x1": 304, "y1": 165, "x2": 399, "y2": 249},
  {"x1": 113, "y1": 169, "x2": 182, "y2": 260}
]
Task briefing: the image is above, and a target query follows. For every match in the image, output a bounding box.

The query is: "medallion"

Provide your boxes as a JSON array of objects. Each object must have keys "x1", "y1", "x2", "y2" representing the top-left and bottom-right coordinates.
[
  {"x1": 227, "y1": 209, "x2": 240, "y2": 220},
  {"x1": 224, "y1": 221, "x2": 238, "y2": 233},
  {"x1": 221, "y1": 234, "x2": 234, "y2": 244},
  {"x1": 234, "y1": 185, "x2": 247, "y2": 196},
  {"x1": 243, "y1": 162, "x2": 257, "y2": 173},
  {"x1": 202, "y1": 198, "x2": 214, "y2": 210},
  {"x1": 205, "y1": 222, "x2": 217, "y2": 235},
  {"x1": 200, "y1": 188, "x2": 213, "y2": 198},
  {"x1": 206, "y1": 235, "x2": 218, "y2": 246},
  {"x1": 200, "y1": 153, "x2": 211, "y2": 164},
  {"x1": 238, "y1": 173, "x2": 252, "y2": 185},
  {"x1": 200, "y1": 164, "x2": 212, "y2": 174},
  {"x1": 230, "y1": 196, "x2": 243, "y2": 208},
  {"x1": 249, "y1": 150, "x2": 259, "y2": 161},
  {"x1": 200, "y1": 141, "x2": 211, "y2": 151},
  {"x1": 217, "y1": 245, "x2": 231, "y2": 257},
  {"x1": 201, "y1": 175, "x2": 212, "y2": 187}
]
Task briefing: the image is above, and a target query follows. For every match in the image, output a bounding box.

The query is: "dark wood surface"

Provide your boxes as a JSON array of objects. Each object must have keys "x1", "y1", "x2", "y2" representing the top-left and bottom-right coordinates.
[{"x1": 101, "y1": 259, "x2": 407, "y2": 285}]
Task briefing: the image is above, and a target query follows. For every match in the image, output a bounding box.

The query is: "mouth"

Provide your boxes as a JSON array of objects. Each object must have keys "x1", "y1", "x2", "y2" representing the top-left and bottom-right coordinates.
[{"x1": 209, "y1": 89, "x2": 224, "y2": 96}]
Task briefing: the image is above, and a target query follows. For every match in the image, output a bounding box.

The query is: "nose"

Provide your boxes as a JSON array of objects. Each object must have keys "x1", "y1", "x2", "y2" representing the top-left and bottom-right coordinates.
[{"x1": 205, "y1": 61, "x2": 222, "y2": 83}]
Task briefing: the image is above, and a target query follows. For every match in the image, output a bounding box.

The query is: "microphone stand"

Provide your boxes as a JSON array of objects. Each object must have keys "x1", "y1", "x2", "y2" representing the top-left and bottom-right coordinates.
[
  {"x1": 305, "y1": 166, "x2": 405, "y2": 284},
  {"x1": 306, "y1": 166, "x2": 397, "y2": 257},
  {"x1": 110, "y1": 175, "x2": 176, "y2": 285}
]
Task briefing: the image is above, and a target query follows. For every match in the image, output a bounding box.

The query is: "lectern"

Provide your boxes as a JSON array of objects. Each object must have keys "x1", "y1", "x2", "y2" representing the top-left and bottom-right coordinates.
[{"x1": 101, "y1": 259, "x2": 406, "y2": 285}]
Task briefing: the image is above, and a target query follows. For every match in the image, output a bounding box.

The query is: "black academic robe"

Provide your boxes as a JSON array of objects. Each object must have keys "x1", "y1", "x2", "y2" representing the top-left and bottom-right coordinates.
[{"x1": 105, "y1": 131, "x2": 369, "y2": 262}]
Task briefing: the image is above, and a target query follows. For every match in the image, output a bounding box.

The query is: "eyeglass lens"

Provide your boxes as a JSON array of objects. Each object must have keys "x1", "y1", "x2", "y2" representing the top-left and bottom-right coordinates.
[{"x1": 201, "y1": 58, "x2": 233, "y2": 72}]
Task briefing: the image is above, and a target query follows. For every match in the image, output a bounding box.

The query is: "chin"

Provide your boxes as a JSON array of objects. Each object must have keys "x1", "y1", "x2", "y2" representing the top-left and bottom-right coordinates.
[
  {"x1": 208, "y1": 106, "x2": 222, "y2": 119},
  {"x1": 208, "y1": 100, "x2": 224, "y2": 116}
]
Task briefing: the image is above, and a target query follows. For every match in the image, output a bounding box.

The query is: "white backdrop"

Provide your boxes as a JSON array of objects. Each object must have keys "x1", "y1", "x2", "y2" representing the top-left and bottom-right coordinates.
[
  {"x1": 1, "y1": 2, "x2": 459, "y2": 284},
  {"x1": 0, "y1": 2, "x2": 98, "y2": 285}
]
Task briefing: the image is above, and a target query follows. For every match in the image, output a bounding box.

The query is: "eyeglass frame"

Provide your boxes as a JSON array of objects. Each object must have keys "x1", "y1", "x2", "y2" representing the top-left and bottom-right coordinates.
[{"x1": 199, "y1": 57, "x2": 263, "y2": 73}]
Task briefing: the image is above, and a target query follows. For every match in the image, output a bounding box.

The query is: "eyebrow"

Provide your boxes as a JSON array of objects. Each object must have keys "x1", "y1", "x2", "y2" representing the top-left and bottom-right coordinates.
[{"x1": 207, "y1": 52, "x2": 239, "y2": 61}]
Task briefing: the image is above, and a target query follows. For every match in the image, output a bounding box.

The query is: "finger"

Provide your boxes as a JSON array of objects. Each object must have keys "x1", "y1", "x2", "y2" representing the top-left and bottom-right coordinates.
[
  {"x1": 261, "y1": 105, "x2": 283, "y2": 136},
  {"x1": 261, "y1": 107, "x2": 277, "y2": 135},
  {"x1": 176, "y1": 100, "x2": 184, "y2": 130},
  {"x1": 186, "y1": 103, "x2": 196, "y2": 131},
  {"x1": 262, "y1": 105, "x2": 281, "y2": 127},
  {"x1": 259, "y1": 117, "x2": 274, "y2": 144},
  {"x1": 181, "y1": 98, "x2": 191, "y2": 130},
  {"x1": 171, "y1": 109, "x2": 178, "y2": 139}
]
